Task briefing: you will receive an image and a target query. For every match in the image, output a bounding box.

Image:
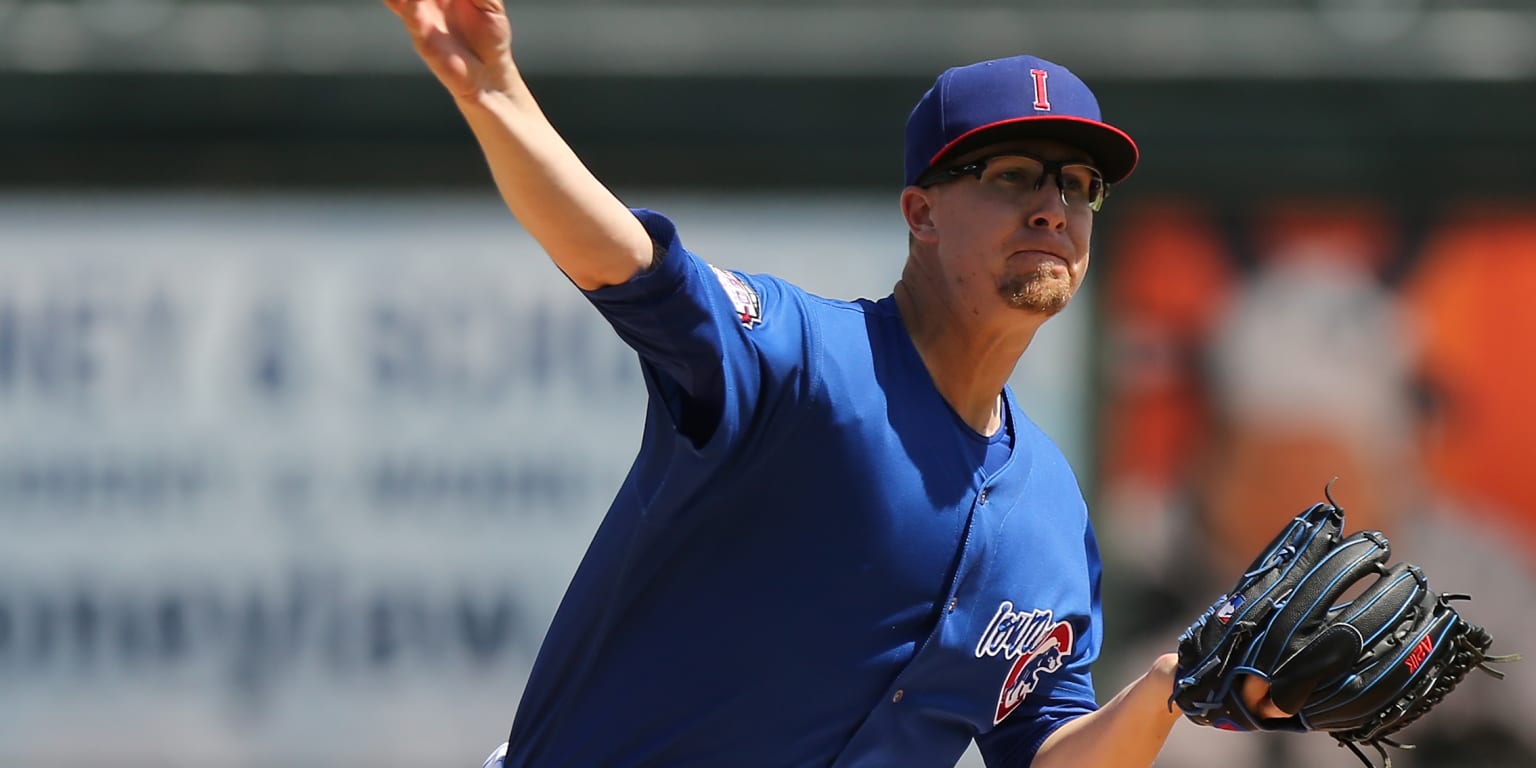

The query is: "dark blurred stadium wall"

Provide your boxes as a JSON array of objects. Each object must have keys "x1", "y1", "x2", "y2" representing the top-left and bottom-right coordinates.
[{"x1": 2, "y1": 1, "x2": 1534, "y2": 198}]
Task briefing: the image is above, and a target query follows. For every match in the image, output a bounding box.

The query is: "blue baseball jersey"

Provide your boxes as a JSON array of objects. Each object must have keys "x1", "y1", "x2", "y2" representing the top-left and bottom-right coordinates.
[{"x1": 503, "y1": 210, "x2": 1104, "y2": 767}]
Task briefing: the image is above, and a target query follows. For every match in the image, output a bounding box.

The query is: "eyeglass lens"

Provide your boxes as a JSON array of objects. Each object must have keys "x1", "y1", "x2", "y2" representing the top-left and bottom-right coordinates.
[{"x1": 976, "y1": 155, "x2": 1105, "y2": 210}]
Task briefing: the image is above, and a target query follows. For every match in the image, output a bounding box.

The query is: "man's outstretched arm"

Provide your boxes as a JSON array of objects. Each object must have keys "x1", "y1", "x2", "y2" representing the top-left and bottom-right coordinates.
[{"x1": 383, "y1": 0, "x2": 653, "y2": 290}]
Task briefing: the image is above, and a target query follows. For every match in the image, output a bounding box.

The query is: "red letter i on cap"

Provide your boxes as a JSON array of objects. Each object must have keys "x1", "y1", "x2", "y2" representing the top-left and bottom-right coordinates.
[{"x1": 1029, "y1": 69, "x2": 1051, "y2": 111}]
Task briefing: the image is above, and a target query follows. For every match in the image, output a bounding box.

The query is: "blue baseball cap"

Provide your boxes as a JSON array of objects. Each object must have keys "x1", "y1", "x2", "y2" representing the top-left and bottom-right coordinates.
[{"x1": 904, "y1": 55, "x2": 1139, "y2": 187}]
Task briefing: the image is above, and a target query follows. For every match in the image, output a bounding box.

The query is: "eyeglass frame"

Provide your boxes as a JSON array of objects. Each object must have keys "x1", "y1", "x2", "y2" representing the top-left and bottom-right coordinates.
[{"x1": 916, "y1": 152, "x2": 1111, "y2": 212}]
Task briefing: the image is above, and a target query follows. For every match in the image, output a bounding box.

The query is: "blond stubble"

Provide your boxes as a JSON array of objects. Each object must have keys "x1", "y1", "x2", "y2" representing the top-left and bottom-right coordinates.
[{"x1": 999, "y1": 263, "x2": 1073, "y2": 315}]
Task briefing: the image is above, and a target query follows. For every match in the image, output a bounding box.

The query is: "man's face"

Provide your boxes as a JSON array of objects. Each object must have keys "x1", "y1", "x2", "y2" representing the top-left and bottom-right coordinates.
[{"x1": 917, "y1": 138, "x2": 1097, "y2": 318}]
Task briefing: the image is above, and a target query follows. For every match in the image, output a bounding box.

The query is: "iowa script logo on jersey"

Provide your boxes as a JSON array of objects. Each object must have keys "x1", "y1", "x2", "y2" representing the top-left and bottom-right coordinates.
[
  {"x1": 974, "y1": 601, "x2": 1075, "y2": 724},
  {"x1": 709, "y1": 265, "x2": 762, "y2": 329}
]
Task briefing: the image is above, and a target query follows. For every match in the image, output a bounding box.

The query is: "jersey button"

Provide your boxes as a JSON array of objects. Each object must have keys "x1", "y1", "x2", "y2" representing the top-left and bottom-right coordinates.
[
  {"x1": 891, "y1": 690, "x2": 905, "y2": 703},
  {"x1": 946, "y1": 598, "x2": 958, "y2": 613},
  {"x1": 978, "y1": 488, "x2": 989, "y2": 504}
]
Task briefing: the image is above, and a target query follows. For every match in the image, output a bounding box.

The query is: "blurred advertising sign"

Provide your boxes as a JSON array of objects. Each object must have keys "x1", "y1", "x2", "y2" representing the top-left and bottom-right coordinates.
[
  {"x1": 0, "y1": 194, "x2": 650, "y2": 768},
  {"x1": 0, "y1": 193, "x2": 1084, "y2": 768}
]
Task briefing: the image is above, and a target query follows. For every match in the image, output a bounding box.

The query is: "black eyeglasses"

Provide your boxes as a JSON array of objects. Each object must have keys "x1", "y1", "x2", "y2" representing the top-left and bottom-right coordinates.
[{"x1": 921, "y1": 153, "x2": 1110, "y2": 212}]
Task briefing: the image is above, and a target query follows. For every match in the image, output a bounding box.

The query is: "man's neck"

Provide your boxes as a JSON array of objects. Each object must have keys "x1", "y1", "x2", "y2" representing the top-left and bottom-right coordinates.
[{"x1": 892, "y1": 277, "x2": 1043, "y2": 436}]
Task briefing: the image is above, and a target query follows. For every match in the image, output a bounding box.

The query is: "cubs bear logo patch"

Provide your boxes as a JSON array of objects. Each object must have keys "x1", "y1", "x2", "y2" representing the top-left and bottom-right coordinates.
[{"x1": 974, "y1": 601, "x2": 1076, "y2": 724}]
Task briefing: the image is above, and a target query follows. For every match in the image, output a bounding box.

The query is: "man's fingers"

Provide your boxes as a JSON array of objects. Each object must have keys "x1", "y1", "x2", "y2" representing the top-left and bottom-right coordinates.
[
  {"x1": 385, "y1": 0, "x2": 511, "y2": 98},
  {"x1": 381, "y1": 0, "x2": 443, "y2": 41},
  {"x1": 410, "y1": 0, "x2": 456, "y2": 45},
  {"x1": 1238, "y1": 675, "x2": 1295, "y2": 720}
]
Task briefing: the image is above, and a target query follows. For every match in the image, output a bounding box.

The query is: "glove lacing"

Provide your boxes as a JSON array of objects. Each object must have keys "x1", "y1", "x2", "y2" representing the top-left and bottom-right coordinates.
[{"x1": 1332, "y1": 597, "x2": 1521, "y2": 768}]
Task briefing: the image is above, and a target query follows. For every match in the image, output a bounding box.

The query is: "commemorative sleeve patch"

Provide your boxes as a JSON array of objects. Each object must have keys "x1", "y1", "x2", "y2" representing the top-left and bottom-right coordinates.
[{"x1": 709, "y1": 265, "x2": 762, "y2": 329}]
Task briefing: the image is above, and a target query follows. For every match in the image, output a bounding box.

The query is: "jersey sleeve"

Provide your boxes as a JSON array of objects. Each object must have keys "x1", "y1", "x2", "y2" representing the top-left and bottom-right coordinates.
[
  {"x1": 581, "y1": 208, "x2": 815, "y2": 452},
  {"x1": 974, "y1": 521, "x2": 1105, "y2": 766}
]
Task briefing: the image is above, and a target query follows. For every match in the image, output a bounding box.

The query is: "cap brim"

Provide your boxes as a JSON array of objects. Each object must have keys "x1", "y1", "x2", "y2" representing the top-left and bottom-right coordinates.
[{"x1": 929, "y1": 116, "x2": 1140, "y2": 185}]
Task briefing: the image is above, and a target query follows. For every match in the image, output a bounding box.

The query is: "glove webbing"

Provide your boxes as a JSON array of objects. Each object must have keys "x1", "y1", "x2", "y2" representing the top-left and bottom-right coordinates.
[{"x1": 1332, "y1": 604, "x2": 1522, "y2": 768}]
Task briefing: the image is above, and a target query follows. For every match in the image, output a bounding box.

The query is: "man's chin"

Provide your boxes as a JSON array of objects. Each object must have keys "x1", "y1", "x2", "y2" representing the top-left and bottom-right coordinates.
[{"x1": 1000, "y1": 275, "x2": 1074, "y2": 316}]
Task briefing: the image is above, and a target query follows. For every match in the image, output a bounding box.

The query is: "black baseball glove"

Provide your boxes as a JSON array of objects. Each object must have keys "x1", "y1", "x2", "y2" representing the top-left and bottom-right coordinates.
[{"x1": 1170, "y1": 488, "x2": 1519, "y2": 767}]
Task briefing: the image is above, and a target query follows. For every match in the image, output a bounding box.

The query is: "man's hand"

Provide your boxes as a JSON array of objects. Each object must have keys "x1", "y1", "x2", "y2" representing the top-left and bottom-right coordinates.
[
  {"x1": 1154, "y1": 654, "x2": 1290, "y2": 719},
  {"x1": 383, "y1": 0, "x2": 516, "y2": 100}
]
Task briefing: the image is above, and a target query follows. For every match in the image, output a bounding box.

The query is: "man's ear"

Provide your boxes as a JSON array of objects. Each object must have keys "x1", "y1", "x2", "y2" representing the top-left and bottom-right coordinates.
[{"x1": 901, "y1": 186, "x2": 940, "y2": 244}]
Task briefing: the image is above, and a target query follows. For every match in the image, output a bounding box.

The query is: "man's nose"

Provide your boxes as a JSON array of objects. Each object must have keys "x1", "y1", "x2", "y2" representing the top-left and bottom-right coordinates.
[{"x1": 1026, "y1": 181, "x2": 1069, "y2": 230}]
